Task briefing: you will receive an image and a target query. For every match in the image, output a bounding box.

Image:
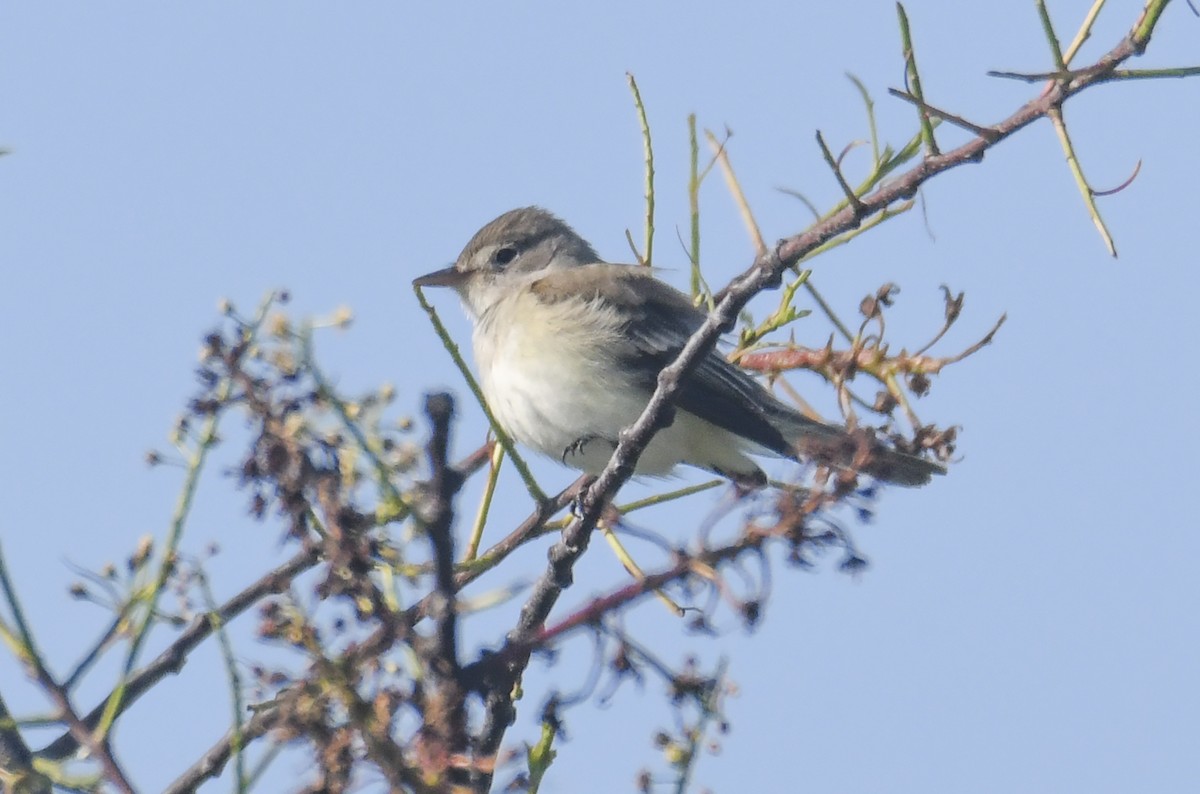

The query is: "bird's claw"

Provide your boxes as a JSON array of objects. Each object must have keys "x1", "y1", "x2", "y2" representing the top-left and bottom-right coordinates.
[{"x1": 561, "y1": 434, "x2": 601, "y2": 464}]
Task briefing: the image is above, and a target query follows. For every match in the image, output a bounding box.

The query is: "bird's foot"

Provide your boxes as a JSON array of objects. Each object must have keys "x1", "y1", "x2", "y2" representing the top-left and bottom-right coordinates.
[{"x1": 561, "y1": 434, "x2": 604, "y2": 464}]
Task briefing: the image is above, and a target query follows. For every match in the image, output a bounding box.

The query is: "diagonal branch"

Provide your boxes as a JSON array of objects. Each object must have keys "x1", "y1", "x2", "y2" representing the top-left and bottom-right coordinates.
[
  {"x1": 162, "y1": 698, "x2": 282, "y2": 794},
  {"x1": 471, "y1": 0, "x2": 1181, "y2": 767},
  {"x1": 0, "y1": 545, "x2": 135, "y2": 793},
  {"x1": 38, "y1": 547, "x2": 320, "y2": 762}
]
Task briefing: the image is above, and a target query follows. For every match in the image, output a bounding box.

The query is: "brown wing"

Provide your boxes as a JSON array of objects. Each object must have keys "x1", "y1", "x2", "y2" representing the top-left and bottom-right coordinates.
[
  {"x1": 530, "y1": 264, "x2": 944, "y2": 486},
  {"x1": 530, "y1": 265, "x2": 834, "y2": 455}
]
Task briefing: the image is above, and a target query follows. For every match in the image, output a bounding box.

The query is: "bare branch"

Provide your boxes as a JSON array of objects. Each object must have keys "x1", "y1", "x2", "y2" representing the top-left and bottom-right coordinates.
[
  {"x1": 415, "y1": 393, "x2": 470, "y2": 776},
  {"x1": 0, "y1": 545, "x2": 136, "y2": 793},
  {"x1": 162, "y1": 698, "x2": 281, "y2": 794},
  {"x1": 887, "y1": 88, "x2": 1000, "y2": 140},
  {"x1": 815, "y1": 130, "x2": 868, "y2": 217},
  {"x1": 38, "y1": 548, "x2": 320, "y2": 761},
  {"x1": 468, "y1": 10, "x2": 1179, "y2": 770}
]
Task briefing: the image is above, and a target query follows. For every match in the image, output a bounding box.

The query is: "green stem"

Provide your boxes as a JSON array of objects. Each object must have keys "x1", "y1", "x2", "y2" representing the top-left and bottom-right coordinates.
[
  {"x1": 98, "y1": 293, "x2": 277, "y2": 740},
  {"x1": 896, "y1": 3, "x2": 939, "y2": 155},
  {"x1": 627, "y1": 72, "x2": 655, "y2": 266},
  {"x1": 414, "y1": 287, "x2": 548, "y2": 504}
]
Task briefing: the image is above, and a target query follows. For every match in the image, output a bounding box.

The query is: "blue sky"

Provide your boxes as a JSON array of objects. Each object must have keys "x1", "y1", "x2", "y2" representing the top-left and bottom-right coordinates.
[{"x1": 1, "y1": 2, "x2": 1197, "y2": 792}]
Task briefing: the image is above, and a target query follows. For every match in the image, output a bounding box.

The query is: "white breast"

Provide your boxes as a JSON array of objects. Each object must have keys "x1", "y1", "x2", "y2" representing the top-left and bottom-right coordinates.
[
  {"x1": 473, "y1": 291, "x2": 627, "y2": 463},
  {"x1": 471, "y1": 287, "x2": 761, "y2": 479}
]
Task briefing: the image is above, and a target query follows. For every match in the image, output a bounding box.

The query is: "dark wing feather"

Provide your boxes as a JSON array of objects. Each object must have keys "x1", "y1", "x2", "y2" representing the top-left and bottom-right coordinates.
[
  {"x1": 530, "y1": 265, "x2": 943, "y2": 486},
  {"x1": 532, "y1": 265, "x2": 830, "y2": 453}
]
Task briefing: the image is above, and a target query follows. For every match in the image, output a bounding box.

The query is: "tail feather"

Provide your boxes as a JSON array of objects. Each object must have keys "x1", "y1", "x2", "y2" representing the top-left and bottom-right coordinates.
[
  {"x1": 774, "y1": 413, "x2": 945, "y2": 487},
  {"x1": 855, "y1": 442, "x2": 945, "y2": 487}
]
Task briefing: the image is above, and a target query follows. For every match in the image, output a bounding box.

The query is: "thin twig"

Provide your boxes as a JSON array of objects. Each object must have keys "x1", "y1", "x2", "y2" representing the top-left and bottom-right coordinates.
[
  {"x1": 195, "y1": 567, "x2": 247, "y2": 791},
  {"x1": 414, "y1": 287, "x2": 548, "y2": 504},
  {"x1": 99, "y1": 294, "x2": 277, "y2": 744},
  {"x1": 162, "y1": 698, "x2": 281, "y2": 794},
  {"x1": 896, "y1": 2, "x2": 940, "y2": 155},
  {"x1": 39, "y1": 547, "x2": 320, "y2": 761},
  {"x1": 599, "y1": 524, "x2": 685, "y2": 616},
  {"x1": 627, "y1": 72, "x2": 656, "y2": 266},
  {"x1": 815, "y1": 130, "x2": 868, "y2": 217},
  {"x1": 469, "y1": 12, "x2": 1179, "y2": 777},
  {"x1": 705, "y1": 130, "x2": 767, "y2": 254},
  {"x1": 0, "y1": 544, "x2": 136, "y2": 793},
  {"x1": 463, "y1": 441, "x2": 504, "y2": 562},
  {"x1": 1062, "y1": 0, "x2": 1109, "y2": 65},
  {"x1": 302, "y1": 328, "x2": 410, "y2": 514},
  {"x1": 1049, "y1": 108, "x2": 1117, "y2": 256},
  {"x1": 687, "y1": 114, "x2": 704, "y2": 299},
  {"x1": 846, "y1": 72, "x2": 882, "y2": 165},
  {"x1": 1036, "y1": 0, "x2": 1068, "y2": 71},
  {"x1": 991, "y1": 64, "x2": 1200, "y2": 82},
  {"x1": 887, "y1": 88, "x2": 1000, "y2": 140}
]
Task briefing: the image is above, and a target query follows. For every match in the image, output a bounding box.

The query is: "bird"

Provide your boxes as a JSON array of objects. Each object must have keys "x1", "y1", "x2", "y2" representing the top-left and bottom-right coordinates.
[{"x1": 413, "y1": 206, "x2": 944, "y2": 489}]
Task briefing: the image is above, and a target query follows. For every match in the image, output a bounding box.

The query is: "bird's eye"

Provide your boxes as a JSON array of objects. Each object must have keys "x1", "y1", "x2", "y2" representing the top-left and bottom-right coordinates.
[{"x1": 493, "y1": 246, "x2": 518, "y2": 266}]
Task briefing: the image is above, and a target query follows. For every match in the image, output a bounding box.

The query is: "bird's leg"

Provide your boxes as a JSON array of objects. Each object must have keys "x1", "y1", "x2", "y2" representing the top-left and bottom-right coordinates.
[
  {"x1": 711, "y1": 466, "x2": 769, "y2": 499},
  {"x1": 561, "y1": 433, "x2": 604, "y2": 464}
]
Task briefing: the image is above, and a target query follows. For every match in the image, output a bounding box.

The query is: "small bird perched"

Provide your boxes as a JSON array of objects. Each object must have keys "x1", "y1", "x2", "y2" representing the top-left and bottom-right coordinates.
[{"x1": 414, "y1": 207, "x2": 943, "y2": 489}]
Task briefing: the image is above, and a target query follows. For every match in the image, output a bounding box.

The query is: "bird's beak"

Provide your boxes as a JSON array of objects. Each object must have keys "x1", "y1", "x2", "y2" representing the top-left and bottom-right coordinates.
[{"x1": 412, "y1": 265, "x2": 469, "y2": 289}]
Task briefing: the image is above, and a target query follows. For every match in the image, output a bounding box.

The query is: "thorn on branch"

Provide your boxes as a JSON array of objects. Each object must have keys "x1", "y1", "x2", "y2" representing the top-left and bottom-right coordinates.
[
  {"x1": 887, "y1": 88, "x2": 1002, "y2": 142},
  {"x1": 1091, "y1": 158, "x2": 1143, "y2": 197},
  {"x1": 986, "y1": 67, "x2": 1090, "y2": 83},
  {"x1": 815, "y1": 130, "x2": 867, "y2": 219}
]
